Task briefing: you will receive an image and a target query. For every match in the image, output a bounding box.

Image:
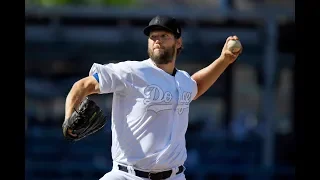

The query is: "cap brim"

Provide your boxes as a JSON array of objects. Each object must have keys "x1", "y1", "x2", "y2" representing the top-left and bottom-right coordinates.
[{"x1": 143, "y1": 25, "x2": 175, "y2": 37}]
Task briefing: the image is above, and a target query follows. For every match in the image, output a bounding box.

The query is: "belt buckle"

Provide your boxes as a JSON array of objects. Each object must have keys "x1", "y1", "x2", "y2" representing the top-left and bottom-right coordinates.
[{"x1": 148, "y1": 172, "x2": 163, "y2": 180}]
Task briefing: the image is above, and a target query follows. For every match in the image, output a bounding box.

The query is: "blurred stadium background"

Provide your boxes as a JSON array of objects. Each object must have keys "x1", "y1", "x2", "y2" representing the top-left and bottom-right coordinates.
[{"x1": 25, "y1": 0, "x2": 295, "y2": 180}]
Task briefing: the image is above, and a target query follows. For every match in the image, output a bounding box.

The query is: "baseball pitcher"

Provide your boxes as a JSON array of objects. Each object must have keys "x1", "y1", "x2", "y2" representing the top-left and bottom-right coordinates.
[{"x1": 62, "y1": 15, "x2": 242, "y2": 180}]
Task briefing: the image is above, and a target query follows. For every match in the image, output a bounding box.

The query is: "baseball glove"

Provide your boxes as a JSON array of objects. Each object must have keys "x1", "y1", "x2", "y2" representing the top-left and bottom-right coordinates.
[{"x1": 62, "y1": 97, "x2": 107, "y2": 142}]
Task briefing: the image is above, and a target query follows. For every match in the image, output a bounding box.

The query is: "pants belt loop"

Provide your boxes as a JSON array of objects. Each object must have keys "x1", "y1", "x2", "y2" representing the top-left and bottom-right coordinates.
[
  {"x1": 127, "y1": 165, "x2": 136, "y2": 176},
  {"x1": 170, "y1": 166, "x2": 179, "y2": 178}
]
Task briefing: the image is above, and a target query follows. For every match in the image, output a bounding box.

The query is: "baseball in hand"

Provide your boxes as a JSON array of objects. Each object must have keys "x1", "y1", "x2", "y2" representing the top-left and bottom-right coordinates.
[{"x1": 227, "y1": 39, "x2": 242, "y2": 53}]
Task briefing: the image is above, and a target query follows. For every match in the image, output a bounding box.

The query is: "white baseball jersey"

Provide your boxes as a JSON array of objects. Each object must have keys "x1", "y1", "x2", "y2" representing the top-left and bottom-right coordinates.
[{"x1": 89, "y1": 58, "x2": 198, "y2": 171}]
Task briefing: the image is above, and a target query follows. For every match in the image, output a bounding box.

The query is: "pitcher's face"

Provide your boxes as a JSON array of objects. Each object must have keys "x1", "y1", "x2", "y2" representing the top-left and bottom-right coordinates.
[{"x1": 148, "y1": 30, "x2": 180, "y2": 64}]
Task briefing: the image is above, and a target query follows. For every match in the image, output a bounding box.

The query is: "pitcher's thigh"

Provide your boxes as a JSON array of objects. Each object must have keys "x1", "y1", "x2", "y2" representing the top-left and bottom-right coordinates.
[
  {"x1": 99, "y1": 170, "x2": 127, "y2": 180},
  {"x1": 99, "y1": 169, "x2": 145, "y2": 180}
]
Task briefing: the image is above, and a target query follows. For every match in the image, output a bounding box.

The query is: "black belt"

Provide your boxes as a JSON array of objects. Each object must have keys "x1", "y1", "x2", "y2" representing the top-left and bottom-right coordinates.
[{"x1": 118, "y1": 164, "x2": 185, "y2": 180}]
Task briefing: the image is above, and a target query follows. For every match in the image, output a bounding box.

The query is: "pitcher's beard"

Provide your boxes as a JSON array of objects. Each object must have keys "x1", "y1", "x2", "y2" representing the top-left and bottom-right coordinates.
[{"x1": 148, "y1": 45, "x2": 176, "y2": 65}]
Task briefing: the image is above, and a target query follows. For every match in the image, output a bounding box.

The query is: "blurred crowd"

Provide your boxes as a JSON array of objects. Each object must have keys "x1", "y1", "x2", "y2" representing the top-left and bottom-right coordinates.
[{"x1": 26, "y1": 0, "x2": 295, "y2": 10}]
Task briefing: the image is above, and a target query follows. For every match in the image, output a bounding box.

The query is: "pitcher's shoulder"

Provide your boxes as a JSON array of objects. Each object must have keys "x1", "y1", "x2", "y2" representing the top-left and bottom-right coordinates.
[
  {"x1": 121, "y1": 59, "x2": 150, "y2": 68},
  {"x1": 177, "y1": 69, "x2": 194, "y2": 80}
]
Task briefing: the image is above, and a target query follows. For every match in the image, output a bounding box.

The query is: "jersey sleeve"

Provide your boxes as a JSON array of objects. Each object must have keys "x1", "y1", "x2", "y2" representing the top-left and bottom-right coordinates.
[
  {"x1": 89, "y1": 61, "x2": 133, "y2": 94},
  {"x1": 190, "y1": 78, "x2": 198, "y2": 100}
]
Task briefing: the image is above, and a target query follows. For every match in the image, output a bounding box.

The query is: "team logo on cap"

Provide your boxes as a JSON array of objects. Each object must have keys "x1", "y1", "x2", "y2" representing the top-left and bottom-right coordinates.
[{"x1": 154, "y1": 18, "x2": 160, "y2": 24}]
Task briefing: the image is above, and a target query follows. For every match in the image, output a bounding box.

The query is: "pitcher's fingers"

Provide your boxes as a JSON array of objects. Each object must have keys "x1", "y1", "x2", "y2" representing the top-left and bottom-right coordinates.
[
  {"x1": 226, "y1": 36, "x2": 233, "y2": 43},
  {"x1": 225, "y1": 50, "x2": 238, "y2": 58},
  {"x1": 232, "y1": 35, "x2": 239, "y2": 40}
]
